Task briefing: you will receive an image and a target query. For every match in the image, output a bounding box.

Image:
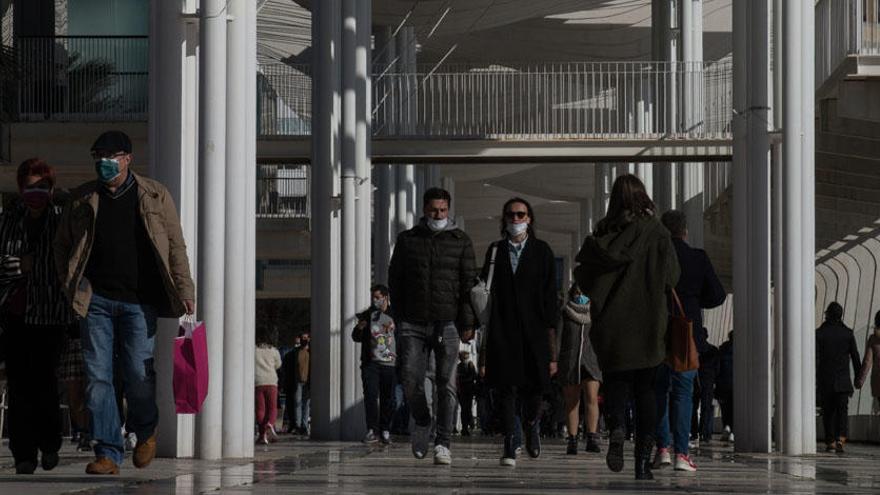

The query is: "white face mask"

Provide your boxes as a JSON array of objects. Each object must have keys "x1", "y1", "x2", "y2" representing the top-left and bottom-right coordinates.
[
  {"x1": 427, "y1": 217, "x2": 448, "y2": 231},
  {"x1": 506, "y1": 222, "x2": 528, "y2": 237},
  {"x1": 372, "y1": 297, "x2": 385, "y2": 310}
]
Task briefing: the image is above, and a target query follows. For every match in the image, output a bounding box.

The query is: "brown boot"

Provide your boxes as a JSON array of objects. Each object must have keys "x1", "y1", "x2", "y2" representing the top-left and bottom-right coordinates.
[
  {"x1": 86, "y1": 457, "x2": 120, "y2": 475},
  {"x1": 133, "y1": 433, "x2": 157, "y2": 468}
]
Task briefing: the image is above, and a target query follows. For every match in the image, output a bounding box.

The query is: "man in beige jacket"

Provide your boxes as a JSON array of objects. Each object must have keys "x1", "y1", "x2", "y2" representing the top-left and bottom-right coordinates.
[{"x1": 54, "y1": 131, "x2": 194, "y2": 475}]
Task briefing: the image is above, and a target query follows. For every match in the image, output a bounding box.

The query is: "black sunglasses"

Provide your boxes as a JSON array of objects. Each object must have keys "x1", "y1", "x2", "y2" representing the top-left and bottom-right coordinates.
[{"x1": 504, "y1": 211, "x2": 527, "y2": 220}]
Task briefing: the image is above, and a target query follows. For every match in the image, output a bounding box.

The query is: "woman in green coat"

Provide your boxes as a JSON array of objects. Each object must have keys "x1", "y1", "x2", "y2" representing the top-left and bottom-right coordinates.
[{"x1": 574, "y1": 174, "x2": 680, "y2": 481}]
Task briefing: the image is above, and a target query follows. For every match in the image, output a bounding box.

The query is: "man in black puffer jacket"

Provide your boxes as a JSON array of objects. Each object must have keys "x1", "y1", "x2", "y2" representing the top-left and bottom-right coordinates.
[{"x1": 389, "y1": 187, "x2": 476, "y2": 466}]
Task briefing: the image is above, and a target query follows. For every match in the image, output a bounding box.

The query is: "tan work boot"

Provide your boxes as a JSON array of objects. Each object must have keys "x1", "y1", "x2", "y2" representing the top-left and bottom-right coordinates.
[
  {"x1": 133, "y1": 433, "x2": 157, "y2": 468},
  {"x1": 85, "y1": 457, "x2": 120, "y2": 475}
]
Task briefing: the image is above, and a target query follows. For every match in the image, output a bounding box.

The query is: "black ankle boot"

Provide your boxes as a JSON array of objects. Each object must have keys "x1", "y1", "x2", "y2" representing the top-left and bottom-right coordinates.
[
  {"x1": 585, "y1": 432, "x2": 601, "y2": 453},
  {"x1": 634, "y1": 436, "x2": 655, "y2": 480},
  {"x1": 566, "y1": 435, "x2": 578, "y2": 455},
  {"x1": 525, "y1": 421, "x2": 541, "y2": 458}
]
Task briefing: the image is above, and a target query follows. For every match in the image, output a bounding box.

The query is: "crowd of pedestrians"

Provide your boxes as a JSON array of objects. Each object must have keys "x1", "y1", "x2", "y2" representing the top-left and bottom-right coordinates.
[{"x1": 1, "y1": 130, "x2": 879, "y2": 481}]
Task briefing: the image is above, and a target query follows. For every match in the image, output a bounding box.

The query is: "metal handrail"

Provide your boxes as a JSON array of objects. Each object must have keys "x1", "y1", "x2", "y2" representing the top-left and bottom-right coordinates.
[
  {"x1": 256, "y1": 165, "x2": 310, "y2": 219},
  {"x1": 816, "y1": 0, "x2": 880, "y2": 86},
  {"x1": 259, "y1": 60, "x2": 733, "y2": 140},
  {"x1": 14, "y1": 35, "x2": 148, "y2": 121}
]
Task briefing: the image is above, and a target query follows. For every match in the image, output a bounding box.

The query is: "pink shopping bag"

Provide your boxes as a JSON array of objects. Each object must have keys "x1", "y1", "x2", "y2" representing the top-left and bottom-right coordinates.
[{"x1": 173, "y1": 319, "x2": 209, "y2": 414}]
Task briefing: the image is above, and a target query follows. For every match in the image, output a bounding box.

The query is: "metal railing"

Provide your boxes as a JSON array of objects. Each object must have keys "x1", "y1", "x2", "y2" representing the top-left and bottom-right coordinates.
[
  {"x1": 257, "y1": 165, "x2": 310, "y2": 219},
  {"x1": 816, "y1": 0, "x2": 880, "y2": 86},
  {"x1": 258, "y1": 64, "x2": 311, "y2": 136},
  {"x1": 15, "y1": 36, "x2": 148, "y2": 121},
  {"x1": 258, "y1": 60, "x2": 732, "y2": 140}
]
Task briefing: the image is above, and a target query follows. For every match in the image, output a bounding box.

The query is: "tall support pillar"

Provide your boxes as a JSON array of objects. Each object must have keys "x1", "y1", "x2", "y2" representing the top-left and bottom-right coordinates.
[
  {"x1": 593, "y1": 163, "x2": 611, "y2": 219},
  {"x1": 442, "y1": 176, "x2": 456, "y2": 220},
  {"x1": 680, "y1": 0, "x2": 705, "y2": 244},
  {"x1": 397, "y1": 27, "x2": 417, "y2": 226},
  {"x1": 241, "y1": 0, "x2": 258, "y2": 458},
  {"x1": 798, "y1": 0, "x2": 817, "y2": 452},
  {"x1": 354, "y1": 0, "x2": 373, "y2": 438},
  {"x1": 222, "y1": 0, "x2": 257, "y2": 458},
  {"x1": 374, "y1": 164, "x2": 393, "y2": 283},
  {"x1": 652, "y1": 0, "x2": 678, "y2": 212},
  {"x1": 196, "y1": 0, "x2": 228, "y2": 460},
  {"x1": 732, "y1": 0, "x2": 772, "y2": 453},
  {"x1": 777, "y1": 0, "x2": 816, "y2": 455},
  {"x1": 149, "y1": 0, "x2": 198, "y2": 458},
  {"x1": 311, "y1": 0, "x2": 343, "y2": 441}
]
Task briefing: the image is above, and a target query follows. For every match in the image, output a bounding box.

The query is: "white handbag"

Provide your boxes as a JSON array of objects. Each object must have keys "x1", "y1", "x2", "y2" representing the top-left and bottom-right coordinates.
[{"x1": 470, "y1": 243, "x2": 498, "y2": 327}]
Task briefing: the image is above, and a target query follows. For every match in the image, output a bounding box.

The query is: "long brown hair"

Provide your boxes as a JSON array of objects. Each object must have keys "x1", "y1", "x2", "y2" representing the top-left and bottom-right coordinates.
[{"x1": 605, "y1": 174, "x2": 655, "y2": 222}]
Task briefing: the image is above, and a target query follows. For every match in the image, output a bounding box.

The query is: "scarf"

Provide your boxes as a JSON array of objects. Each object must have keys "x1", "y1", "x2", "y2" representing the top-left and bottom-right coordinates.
[{"x1": 563, "y1": 300, "x2": 591, "y2": 325}]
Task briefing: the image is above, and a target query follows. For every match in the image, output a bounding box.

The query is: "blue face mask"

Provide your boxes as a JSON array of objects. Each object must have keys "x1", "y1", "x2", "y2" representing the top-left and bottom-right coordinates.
[
  {"x1": 95, "y1": 158, "x2": 121, "y2": 183},
  {"x1": 574, "y1": 295, "x2": 589, "y2": 305}
]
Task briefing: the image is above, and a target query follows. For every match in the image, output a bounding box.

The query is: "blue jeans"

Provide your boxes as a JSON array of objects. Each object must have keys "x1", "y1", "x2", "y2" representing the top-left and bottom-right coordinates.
[
  {"x1": 80, "y1": 293, "x2": 158, "y2": 465},
  {"x1": 292, "y1": 382, "x2": 310, "y2": 431},
  {"x1": 655, "y1": 363, "x2": 696, "y2": 455}
]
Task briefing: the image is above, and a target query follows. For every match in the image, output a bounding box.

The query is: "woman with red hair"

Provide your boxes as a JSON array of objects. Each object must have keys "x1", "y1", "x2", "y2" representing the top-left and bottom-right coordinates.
[{"x1": 0, "y1": 158, "x2": 72, "y2": 474}]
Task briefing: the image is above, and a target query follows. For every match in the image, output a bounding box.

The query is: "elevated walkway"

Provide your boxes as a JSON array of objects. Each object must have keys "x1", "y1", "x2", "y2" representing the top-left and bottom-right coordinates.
[{"x1": 256, "y1": 136, "x2": 732, "y2": 164}]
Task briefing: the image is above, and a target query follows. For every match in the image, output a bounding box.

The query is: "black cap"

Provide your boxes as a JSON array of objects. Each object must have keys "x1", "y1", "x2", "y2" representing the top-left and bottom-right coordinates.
[{"x1": 91, "y1": 130, "x2": 132, "y2": 154}]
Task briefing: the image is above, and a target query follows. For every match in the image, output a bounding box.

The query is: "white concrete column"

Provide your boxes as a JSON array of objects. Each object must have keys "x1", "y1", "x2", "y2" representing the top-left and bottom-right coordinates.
[
  {"x1": 442, "y1": 176, "x2": 456, "y2": 220},
  {"x1": 149, "y1": 0, "x2": 198, "y2": 459},
  {"x1": 798, "y1": 0, "x2": 817, "y2": 452},
  {"x1": 341, "y1": 0, "x2": 360, "y2": 441},
  {"x1": 593, "y1": 163, "x2": 611, "y2": 219},
  {"x1": 580, "y1": 199, "x2": 594, "y2": 238},
  {"x1": 196, "y1": 0, "x2": 227, "y2": 460},
  {"x1": 311, "y1": 0, "x2": 343, "y2": 440},
  {"x1": 397, "y1": 27, "x2": 417, "y2": 227},
  {"x1": 732, "y1": 0, "x2": 772, "y2": 453},
  {"x1": 374, "y1": 164, "x2": 392, "y2": 284},
  {"x1": 241, "y1": 0, "x2": 258, "y2": 458},
  {"x1": 224, "y1": 0, "x2": 257, "y2": 459},
  {"x1": 652, "y1": 0, "x2": 679, "y2": 214},
  {"x1": 680, "y1": 0, "x2": 705, "y2": 247}
]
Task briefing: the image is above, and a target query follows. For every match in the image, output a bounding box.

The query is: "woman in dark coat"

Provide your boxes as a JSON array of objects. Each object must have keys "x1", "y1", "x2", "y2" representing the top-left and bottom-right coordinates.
[
  {"x1": 557, "y1": 282, "x2": 603, "y2": 455},
  {"x1": 574, "y1": 174, "x2": 680, "y2": 480},
  {"x1": 480, "y1": 197, "x2": 558, "y2": 468},
  {"x1": 0, "y1": 159, "x2": 72, "y2": 474}
]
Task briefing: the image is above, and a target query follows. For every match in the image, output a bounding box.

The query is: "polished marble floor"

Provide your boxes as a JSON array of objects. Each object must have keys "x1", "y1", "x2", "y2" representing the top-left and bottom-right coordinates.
[{"x1": 1, "y1": 434, "x2": 878, "y2": 494}]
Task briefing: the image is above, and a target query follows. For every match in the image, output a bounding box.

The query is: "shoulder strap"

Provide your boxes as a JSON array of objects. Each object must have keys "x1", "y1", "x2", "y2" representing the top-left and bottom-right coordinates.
[
  {"x1": 670, "y1": 288, "x2": 686, "y2": 318},
  {"x1": 486, "y1": 243, "x2": 499, "y2": 291}
]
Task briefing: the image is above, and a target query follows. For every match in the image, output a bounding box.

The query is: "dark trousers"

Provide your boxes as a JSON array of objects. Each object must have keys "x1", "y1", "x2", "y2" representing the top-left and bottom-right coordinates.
[
  {"x1": 458, "y1": 392, "x2": 474, "y2": 432},
  {"x1": 495, "y1": 385, "x2": 542, "y2": 438},
  {"x1": 397, "y1": 321, "x2": 460, "y2": 447},
  {"x1": 362, "y1": 361, "x2": 396, "y2": 433},
  {"x1": 698, "y1": 375, "x2": 716, "y2": 440},
  {"x1": 716, "y1": 388, "x2": 733, "y2": 429},
  {"x1": 821, "y1": 392, "x2": 850, "y2": 443},
  {"x1": 4, "y1": 317, "x2": 64, "y2": 464},
  {"x1": 604, "y1": 367, "x2": 658, "y2": 444}
]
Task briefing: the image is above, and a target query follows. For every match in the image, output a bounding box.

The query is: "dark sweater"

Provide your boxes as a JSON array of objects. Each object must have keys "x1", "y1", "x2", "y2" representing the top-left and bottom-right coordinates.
[{"x1": 84, "y1": 181, "x2": 163, "y2": 305}]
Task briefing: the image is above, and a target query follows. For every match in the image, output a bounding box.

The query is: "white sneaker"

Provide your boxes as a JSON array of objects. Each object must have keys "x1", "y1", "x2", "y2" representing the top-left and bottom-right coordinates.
[
  {"x1": 363, "y1": 429, "x2": 379, "y2": 444},
  {"x1": 674, "y1": 454, "x2": 698, "y2": 472},
  {"x1": 433, "y1": 444, "x2": 452, "y2": 465},
  {"x1": 653, "y1": 447, "x2": 672, "y2": 469},
  {"x1": 381, "y1": 430, "x2": 392, "y2": 444},
  {"x1": 411, "y1": 424, "x2": 430, "y2": 459},
  {"x1": 728, "y1": 432, "x2": 735, "y2": 443},
  {"x1": 720, "y1": 426, "x2": 732, "y2": 442},
  {"x1": 500, "y1": 456, "x2": 516, "y2": 467}
]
